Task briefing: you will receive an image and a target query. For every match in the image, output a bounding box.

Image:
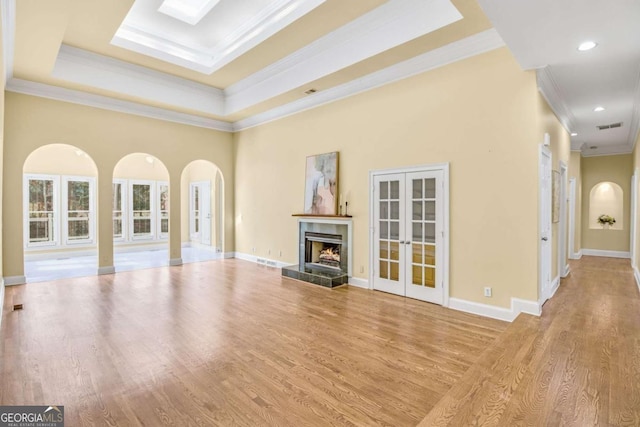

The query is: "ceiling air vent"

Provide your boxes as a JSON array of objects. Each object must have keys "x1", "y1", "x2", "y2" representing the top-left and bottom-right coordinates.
[
  {"x1": 597, "y1": 122, "x2": 623, "y2": 130},
  {"x1": 304, "y1": 88, "x2": 318, "y2": 95}
]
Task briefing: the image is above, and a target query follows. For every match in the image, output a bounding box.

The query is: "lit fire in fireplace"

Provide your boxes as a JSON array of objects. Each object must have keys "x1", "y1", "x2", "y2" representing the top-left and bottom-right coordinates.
[{"x1": 319, "y1": 246, "x2": 340, "y2": 268}]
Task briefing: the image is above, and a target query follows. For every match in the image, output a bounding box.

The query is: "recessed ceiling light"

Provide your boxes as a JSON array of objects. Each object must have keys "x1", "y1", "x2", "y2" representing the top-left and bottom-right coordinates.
[
  {"x1": 578, "y1": 41, "x2": 598, "y2": 51},
  {"x1": 594, "y1": 106, "x2": 605, "y2": 112},
  {"x1": 571, "y1": 132, "x2": 577, "y2": 136}
]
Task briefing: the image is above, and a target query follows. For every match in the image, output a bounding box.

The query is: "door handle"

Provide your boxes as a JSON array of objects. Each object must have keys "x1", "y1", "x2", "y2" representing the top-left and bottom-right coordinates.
[
  {"x1": 541, "y1": 237, "x2": 548, "y2": 241},
  {"x1": 399, "y1": 241, "x2": 405, "y2": 244},
  {"x1": 406, "y1": 241, "x2": 411, "y2": 245}
]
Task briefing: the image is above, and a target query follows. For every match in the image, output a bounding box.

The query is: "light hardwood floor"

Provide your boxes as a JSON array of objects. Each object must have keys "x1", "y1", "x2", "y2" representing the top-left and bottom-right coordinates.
[
  {"x1": 1, "y1": 259, "x2": 506, "y2": 426},
  {"x1": 3, "y1": 256, "x2": 638, "y2": 426},
  {"x1": 419, "y1": 256, "x2": 640, "y2": 426}
]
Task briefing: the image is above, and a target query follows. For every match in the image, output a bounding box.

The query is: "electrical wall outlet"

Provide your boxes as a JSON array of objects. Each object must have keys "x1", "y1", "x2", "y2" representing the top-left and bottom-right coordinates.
[
  {"x1": 484, "y1": 287, "x2": 492, "y2": 297},
  {"x1": 252, "y1": 247, "x2": 256, "y2": 253}
]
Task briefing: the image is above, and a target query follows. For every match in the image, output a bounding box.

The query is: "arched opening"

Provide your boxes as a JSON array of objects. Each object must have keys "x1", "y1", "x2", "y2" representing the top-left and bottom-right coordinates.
[
  {"x1": 23, "y1": 144, "x2": 98, "y2": 282},
  {"x1": 180, "y1": 160, "x2": 224, "y2": 263},
  {"x1": 589, "y1": 181, "x2": 624, "y2": 229},
  {"x1": 113, "y1": 153, "x2": 170, "y2": 271}
]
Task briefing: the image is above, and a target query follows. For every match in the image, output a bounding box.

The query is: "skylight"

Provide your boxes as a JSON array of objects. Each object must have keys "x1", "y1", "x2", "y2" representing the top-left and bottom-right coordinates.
[{"x1": 158, "y1": 0, "x2": 220, "y2": 25}]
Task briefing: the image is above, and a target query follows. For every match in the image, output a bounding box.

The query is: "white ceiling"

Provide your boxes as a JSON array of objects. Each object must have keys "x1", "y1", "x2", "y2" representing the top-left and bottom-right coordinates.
[
  {"x1": 2, "y1": 0, "x2": 639, "y2": 151},
  {"x1": 478, "y1": 0, "x2": 640, "y2": 156}
]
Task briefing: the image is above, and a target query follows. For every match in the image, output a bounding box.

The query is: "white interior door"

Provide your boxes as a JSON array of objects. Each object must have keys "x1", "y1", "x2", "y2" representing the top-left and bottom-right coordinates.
[
  {"x1": 539, "y1": 146, "x2": 553, "y2": 303},
  {"x1": 190, "y1": 181, "x2": 212, "y2": 245},
  {"x1": 372, "y1": 169, "x2": 445, "y2": 305},
  {"x1": 201, "y1": 181, "x2": 212, "y2": 246},
  {"x1": 373, "y1": 174, "x2": 405, "y2": 296},
  {"x1": 404, "y1": 171, "x2": 444, "y2": 304}
]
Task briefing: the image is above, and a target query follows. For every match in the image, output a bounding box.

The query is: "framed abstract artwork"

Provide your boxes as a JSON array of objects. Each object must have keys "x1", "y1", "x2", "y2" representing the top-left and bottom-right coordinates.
[{"x1": 304, "y1": 151, "x2": 338, "y2": 215}]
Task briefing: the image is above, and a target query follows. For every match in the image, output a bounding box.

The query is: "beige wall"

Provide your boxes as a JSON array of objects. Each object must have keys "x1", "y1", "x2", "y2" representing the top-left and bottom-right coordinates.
[
  {"x1": 581, "y1": 154, "x2": 632, "y2": 252},
  {"x1": 568, "y1": 151, "x2": 582, "y2": 255},
  {"x1": 24, "y1": 143, "x2": 98, "y2": 176},
  {"x1": 537, "y1": 93, "x2": 571, "y2": 280},
  {"x1": 234, "y1": 48, "x2": 542, "y2": 308},
  {"x1": 113, "y1": 153, "x2": 170, "y2": 181},
  {"x1": 3, "y1": 92, "x2": 234, "y2": 278}
]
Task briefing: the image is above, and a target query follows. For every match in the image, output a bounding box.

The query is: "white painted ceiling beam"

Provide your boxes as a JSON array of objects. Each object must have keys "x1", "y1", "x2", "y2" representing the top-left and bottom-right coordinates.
[
  {"x1": 52, "y1": 45, "x2": 225, "y2": 116},
  {"x1": 224, "y1": 0, "x2": 463, "y2": 115}
]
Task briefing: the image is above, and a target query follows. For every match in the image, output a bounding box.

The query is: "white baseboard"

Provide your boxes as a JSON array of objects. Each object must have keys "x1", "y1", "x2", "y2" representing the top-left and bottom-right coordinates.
[
  {"x1": 233, "y1": 252, "x2": 290, "y2": 268},
  {"x1": 581, "y1": 249, "x2": 630, "y2": 259},
  {"x1": 448, "y1": 297, "x2": 541, "y2": 322},
  {"x1": 563, "y1": 264, "x2": 570, "y2": 277},
  {"x1": 550, "y1": 275, "x2": 561, "y2": 298},
  {"x1": 4, "y1": 276, "x2": 26, "y2": 286},
  {"x1": 223, "y1": 252, "x2": 234, "y2": 259},
  {"x1": 170, "y1": 258, "x2": 183, "y2": 266},
  {"x1": 348, "y1": 277, "x2": 370, "y2": 289},
  {"x1": 182, "y1": 242, "x2": 221, "y2": 252},
  {"x1": 634, "y1": 266, "x2": 640, "y2": 294},
  {"x1": 97, "y1": 266, "x2": 115, "y2": 275},
  {"x1": 569, "y1": 249, "x2": 582, "y2": 260}
]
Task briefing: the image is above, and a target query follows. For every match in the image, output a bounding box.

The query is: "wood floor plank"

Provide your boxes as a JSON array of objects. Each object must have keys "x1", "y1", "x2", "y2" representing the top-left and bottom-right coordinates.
[
  {"x1": 1, "y1": 259, "x2": 506, "y2": 426},
  {"x1": 419, "y1": 256, "x2": 640, "y2": 427}
]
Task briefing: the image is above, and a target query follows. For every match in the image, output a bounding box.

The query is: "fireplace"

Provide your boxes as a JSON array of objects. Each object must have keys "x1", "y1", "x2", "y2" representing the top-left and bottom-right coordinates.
[
  {"x1": 282, "y1": 218, "x2": 352, "y2": 288},
  {"x1": 304, "y1": 232, "x2": 343, "y2": 270}
]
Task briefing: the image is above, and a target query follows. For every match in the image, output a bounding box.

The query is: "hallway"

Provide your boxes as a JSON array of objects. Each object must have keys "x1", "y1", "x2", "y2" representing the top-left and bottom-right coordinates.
[{"x1": 420, "y1": 255, "x2": 640, "y2": 426}]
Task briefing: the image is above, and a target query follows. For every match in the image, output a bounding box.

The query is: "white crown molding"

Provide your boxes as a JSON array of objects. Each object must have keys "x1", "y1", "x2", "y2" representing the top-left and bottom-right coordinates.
[
  {"x1": 579, "y1": 144, "x2": 633, "y2": 157},
  {"x1": 627, "y1": 70, "x2": 640, "y2": 150},
  {"x1": 536, "y1": 66, "x2": 574, "y2": 135},
  {"x1": 233, "y1": 29, "x2": 505, "y2": 131},
  {"x1": 224, "y1": 0, "x2": 463, "y2": 115},
  {"x1": 52, "y1": 45, "x2": 225, "y2": 116},
  {"x1": 113, "y1": 0, "x2": 325, "y2": 75},
  {"x1": 6, "y1": 78, "x2": 234, "y2": 132},
  {"x1": 1, "y1": 0, "x2": 15, "y2": 83}
]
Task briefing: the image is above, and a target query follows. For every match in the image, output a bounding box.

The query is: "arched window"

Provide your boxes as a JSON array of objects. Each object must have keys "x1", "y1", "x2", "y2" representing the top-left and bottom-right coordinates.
[{"x1": 589, "y1": 181, "x2": 623, "y2": 229}]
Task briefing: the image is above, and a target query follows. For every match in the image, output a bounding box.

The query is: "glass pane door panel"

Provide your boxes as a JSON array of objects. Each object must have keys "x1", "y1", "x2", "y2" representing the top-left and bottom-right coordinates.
[
  {"x1": 390, "y1": 241, "x2": 400, "y2": 261},
  {"x1": 412, "y1": 179, "x2": 422, "y2": 199},
  {"x1": 380, "y1": 201, "x2": 388, "y2": 219},
  {"x1": 380, "y1": 241, "x2": 389, "y2": 259},
  {"x1": 424, "y1": 244, "x2": 436, "y2": 266},
  {"x1": 425, "y1": 267, "x2": 436, "y2": 288},
  {"x1": 413, "y1": 201, "x2": 422, "y2": 220},
  {"x1": 425, "y1": 223, "x2": 436, "y2": 243},
  {"x1": 412, "y1": 265, "x2": 422, "y2": 285},
  {"x1": 425, "y1": 201, "x2": 436, "y2": 221},
  {"x1": 425, "y1": 179, "x2": 436, "y2": 198}
]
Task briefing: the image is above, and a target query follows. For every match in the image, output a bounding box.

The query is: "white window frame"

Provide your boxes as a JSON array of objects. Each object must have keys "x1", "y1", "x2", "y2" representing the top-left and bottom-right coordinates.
[
  {"x1": 62, "y1": 176, "x2": 96, "y2": 245},
  {"x1": 129, "y1": 180, "x2": 155, "y2": 241},
  {"x1": 24, "y1": 174, "x2": 60, "y2": 248},
  {"x1": 157, "y1": 181, "x2": 169, "y2": 240},
  {"x1": 113, "y1": 179, "x2": 127, "y2": 242}
]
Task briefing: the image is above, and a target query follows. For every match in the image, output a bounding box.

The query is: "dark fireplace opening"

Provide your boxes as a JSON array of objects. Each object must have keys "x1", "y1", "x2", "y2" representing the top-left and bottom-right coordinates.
[{"x1": 305, "y1": 232, "x2": 343, "y2": 271}]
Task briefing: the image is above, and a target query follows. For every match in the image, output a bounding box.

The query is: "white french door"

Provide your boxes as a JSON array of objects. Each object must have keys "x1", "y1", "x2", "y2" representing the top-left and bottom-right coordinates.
[
  {"x1": 190, "y1": 181, "x2": 211, "y2": 245},
  {"x1": 539, "y1": 146, "x2": 553, "y2": 303},
  {"x1": 373, "y1": 168, "x2": 446, "y2": 305}
]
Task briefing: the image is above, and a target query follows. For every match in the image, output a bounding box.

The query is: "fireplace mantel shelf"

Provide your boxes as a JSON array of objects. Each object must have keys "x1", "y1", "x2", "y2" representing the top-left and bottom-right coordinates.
[{"x1": 292, "y1": 214, "x2": 352, "y2": 218}]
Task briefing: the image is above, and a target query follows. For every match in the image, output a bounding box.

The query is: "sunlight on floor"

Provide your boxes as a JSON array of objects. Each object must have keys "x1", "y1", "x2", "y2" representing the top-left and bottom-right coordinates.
[{"x1": 24, "y1": 247, "x2": 224, "y2": 283}]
